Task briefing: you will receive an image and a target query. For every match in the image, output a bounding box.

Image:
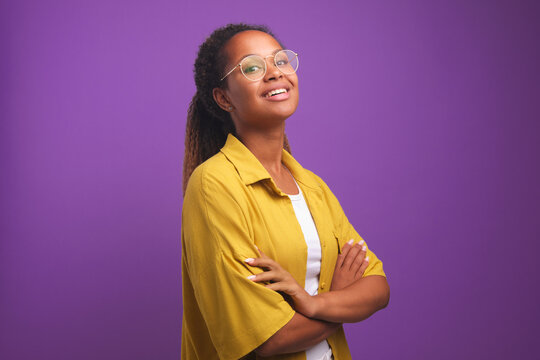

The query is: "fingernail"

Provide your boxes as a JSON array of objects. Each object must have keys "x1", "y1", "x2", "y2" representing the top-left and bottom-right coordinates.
[
  {"x1": 247, "y1": 275, "x2": 256, "y2": 280},
  {"x1": 244, "y1": 258, "x2": 254, "y2": 263},
  {"x1": 254, "y1": 245, "x2": 259, "y2": 250},
  {"x1": 347, "y1": 239, "x2": 354, "y2": 245},
  {"x1": 362, "y1": 245, "x2": 367, "y2": 251},
  {"x1": 365, "y1": 256, "x2": 369, "y2": 262},
  {"x1": 359, "y1": 239, "x2": 364, "y2": 245}
]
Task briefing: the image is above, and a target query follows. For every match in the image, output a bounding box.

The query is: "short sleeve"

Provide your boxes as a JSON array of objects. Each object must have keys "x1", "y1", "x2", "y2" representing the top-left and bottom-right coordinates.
[
  {"x1": 312, "y1": 172, "x2": 386, "y2": 278},
  {"x1": 181, "y1": 165, "x2": 296, "y2": 360}
]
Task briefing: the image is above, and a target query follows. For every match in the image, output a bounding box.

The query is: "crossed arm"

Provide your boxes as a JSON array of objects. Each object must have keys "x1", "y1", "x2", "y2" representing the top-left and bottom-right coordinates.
[{"x1": 252, "y1": 240, "x2": 390, "y2": 356}]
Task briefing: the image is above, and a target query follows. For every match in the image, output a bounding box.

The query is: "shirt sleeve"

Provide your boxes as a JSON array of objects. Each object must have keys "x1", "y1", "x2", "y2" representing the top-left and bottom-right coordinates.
[
  {"x1": 181, "y1": 165, "x2": 296, "y2": 360},
  {"x1": 312, "y1": 172, "x2": 386, "y2": 278}
]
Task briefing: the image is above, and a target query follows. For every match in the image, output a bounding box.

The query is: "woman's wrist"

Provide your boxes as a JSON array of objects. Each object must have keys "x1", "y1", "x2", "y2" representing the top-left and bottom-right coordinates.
[
  {"x1": 305, "y1": 294, "x2": 325, "y2": 319},
  {"x1": 290, "y1": 288, "x2": 323, "y2": 319}
]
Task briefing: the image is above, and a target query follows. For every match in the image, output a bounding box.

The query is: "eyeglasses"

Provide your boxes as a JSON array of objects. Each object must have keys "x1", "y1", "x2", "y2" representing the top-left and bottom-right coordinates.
[{"x1": 220, "y1": 49, "x2": 299, "y2": 82}]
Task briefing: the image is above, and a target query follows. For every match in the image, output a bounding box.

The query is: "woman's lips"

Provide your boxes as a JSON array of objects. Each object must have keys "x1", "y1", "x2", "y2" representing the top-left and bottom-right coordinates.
[{"x1": 263, "y1": 91, "x2": 290, "y2": 101}]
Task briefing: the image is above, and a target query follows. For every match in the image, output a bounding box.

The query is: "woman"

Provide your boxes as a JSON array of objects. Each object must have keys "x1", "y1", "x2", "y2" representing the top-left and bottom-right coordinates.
[{"x1": 181, "y1": 23, "x2": 390, "y2": 360}]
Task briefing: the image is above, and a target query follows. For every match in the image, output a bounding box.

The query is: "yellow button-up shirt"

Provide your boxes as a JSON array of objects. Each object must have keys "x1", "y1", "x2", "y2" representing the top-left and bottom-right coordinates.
[{"x1": 181, "y1": 133, "x2": 386, "y2": 360}]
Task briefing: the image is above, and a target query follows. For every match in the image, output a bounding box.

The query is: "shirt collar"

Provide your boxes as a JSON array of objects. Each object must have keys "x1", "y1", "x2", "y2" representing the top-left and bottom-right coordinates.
[{"x1": 219, "y1": 133, "x2": 321, "y2": 191}]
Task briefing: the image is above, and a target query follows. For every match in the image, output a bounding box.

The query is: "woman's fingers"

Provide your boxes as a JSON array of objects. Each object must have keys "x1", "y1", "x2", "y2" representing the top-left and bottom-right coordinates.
[
  {"x1": 247, "y1": 270, "x2": 280, "y2": 283},
  {"x1": 249, "y1": 273, "x2": 288, "y2": 294},
  {"x1": 244, "y1": 257, "x2": 276, "y2": 271},
  {"x1": 342, "y1": 240, "x2": 363, "y2": 270},
  {"x1": 245, "y1": 250, "x2": 304, "y2": 297},
  {"x1": 265, "y1": 282, "x2": 288, "y2": 292},
  {"x1": 356, "y1": 255, "x2": 369, "y2": 279},
  {"x1": 350, "y1": 242, "x2": 367, "y2": 274},
  {"x1": 336, "y1": 239, "x2": 353, "y2": 269}
]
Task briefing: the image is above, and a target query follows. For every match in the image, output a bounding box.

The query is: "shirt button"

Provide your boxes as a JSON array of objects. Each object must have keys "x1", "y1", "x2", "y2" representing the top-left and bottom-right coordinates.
[{"x1": 321, "y1": 282, "x2": 326, "y2": 289}]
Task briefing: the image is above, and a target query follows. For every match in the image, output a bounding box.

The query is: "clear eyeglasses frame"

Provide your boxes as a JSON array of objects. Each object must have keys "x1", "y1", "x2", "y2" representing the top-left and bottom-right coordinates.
[{"x1": 219, "y1": 49, "x2": 299, "y2": 82}]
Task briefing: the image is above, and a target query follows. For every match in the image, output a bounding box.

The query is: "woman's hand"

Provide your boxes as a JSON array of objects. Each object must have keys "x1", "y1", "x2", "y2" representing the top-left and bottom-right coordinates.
[
  {"x1": 330, "y1": 239, "x2": 369, "y2": 291},
  {"x1": 245, "y1": 247, "x2": 318, "y2": 317}
]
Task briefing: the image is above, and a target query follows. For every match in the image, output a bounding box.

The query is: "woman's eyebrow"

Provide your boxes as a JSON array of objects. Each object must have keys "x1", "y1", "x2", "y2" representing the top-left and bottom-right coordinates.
[{"x1": 235, "y1": 48, "x2": 283, "y2": 63}]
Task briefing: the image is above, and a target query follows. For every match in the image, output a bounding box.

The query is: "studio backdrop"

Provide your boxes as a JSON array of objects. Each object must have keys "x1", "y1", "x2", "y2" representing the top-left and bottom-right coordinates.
[{"x1": 1, "y1": 0, "x2": 539, "y2": 359}]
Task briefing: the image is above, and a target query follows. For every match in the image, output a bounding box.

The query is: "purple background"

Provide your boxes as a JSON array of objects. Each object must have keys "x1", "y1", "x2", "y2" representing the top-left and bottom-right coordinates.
[{"x1": 1, "y1": 0, "x2": 539, "y2": 359}]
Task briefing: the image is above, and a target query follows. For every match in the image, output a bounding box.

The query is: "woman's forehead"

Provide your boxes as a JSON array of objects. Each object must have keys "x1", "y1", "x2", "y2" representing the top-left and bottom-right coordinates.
[{"x1": 225, "y1": 30, "x2": 282, "y2": 60}]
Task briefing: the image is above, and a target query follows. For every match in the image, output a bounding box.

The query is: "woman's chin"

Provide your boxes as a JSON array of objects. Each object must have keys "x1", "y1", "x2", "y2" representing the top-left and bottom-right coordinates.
[{"x1": 266, "y1": 99, "x2": 298, "y2": 118}]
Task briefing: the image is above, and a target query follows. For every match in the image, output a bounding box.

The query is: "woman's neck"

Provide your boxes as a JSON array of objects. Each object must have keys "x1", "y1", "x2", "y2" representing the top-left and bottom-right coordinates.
[{"x1": 237, "y1": 126, "x2": 285, "y2": 175}]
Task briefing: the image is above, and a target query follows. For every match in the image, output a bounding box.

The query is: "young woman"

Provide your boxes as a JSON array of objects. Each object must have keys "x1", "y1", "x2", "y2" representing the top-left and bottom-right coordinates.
[{"x1": 181, "y1": 23, "x2": 390, "y2": 360}]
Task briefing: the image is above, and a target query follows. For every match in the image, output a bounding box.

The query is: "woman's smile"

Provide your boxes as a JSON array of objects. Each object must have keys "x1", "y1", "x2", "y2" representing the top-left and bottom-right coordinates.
[
  {"x1": 264, "y1": 90, "x2": 290, "y2": 101},
  {"x1": 262, "y1": 83, "x2": 291, "y2": 101}
]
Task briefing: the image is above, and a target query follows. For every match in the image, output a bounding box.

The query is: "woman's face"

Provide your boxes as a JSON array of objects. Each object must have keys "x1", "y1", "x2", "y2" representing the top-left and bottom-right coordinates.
[{"x1": 213, "y1": 30, "x2": 299, "y2": 130}]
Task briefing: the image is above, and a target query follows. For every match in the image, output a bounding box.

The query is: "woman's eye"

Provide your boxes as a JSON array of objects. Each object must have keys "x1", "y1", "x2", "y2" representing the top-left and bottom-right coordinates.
[
  {"x1": 244, "y1": 65, "x2": 261, "y2": 73},
  {"x1": 276, "y1": 59, "x2": 289, "y2": 66}
]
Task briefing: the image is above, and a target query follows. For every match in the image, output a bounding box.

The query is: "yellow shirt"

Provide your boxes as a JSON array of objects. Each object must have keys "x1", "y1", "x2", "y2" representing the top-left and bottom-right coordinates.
[{"x1": 181, "y1": 133, "x2": 386, "y2": 360}]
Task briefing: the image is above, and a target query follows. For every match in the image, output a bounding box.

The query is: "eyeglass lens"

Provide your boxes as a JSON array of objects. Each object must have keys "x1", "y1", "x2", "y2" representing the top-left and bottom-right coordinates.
[{"x1": 240, "y1": 50, "x2": 298, "y2": 81}]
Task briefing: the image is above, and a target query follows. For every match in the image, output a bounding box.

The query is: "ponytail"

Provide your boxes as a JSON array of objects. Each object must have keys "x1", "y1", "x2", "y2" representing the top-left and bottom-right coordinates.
[{"x1": 182, "y1": 91, "x2": 235, "y2": 196}]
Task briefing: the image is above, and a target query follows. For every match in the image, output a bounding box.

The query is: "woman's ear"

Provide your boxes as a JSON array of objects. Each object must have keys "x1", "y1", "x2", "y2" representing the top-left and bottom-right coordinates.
[{"x1": 212, "y1": 87, "x2": 233, "y2": 112}]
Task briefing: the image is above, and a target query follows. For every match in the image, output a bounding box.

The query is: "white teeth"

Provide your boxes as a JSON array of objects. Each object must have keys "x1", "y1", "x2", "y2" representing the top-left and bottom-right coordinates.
[{"x1": 265, "y1": 88, "x2": 287, "y2": 97}]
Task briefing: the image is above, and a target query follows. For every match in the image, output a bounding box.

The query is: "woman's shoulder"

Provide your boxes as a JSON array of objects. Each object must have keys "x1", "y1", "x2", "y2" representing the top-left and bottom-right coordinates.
[
  {"x1": 298, "y1": 166, "x2": 330, "y2": 191},
  {"x1": 298, "y1": 166, "x2": 340, "y2": 203},
  {"x1": 185, "y1": 152, "x2": 244, "y2": 198}
]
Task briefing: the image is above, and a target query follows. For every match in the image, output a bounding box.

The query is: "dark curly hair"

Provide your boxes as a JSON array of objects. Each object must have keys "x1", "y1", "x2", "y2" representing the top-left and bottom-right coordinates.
[{"x1": 182, "y1": 23, "x2": 293, "y2": 196}]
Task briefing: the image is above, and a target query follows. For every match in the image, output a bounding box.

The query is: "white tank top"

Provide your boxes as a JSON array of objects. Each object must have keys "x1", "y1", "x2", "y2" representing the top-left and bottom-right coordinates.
[{"x1": 284, "y1": 166, "x2": 333, "y2": 360}]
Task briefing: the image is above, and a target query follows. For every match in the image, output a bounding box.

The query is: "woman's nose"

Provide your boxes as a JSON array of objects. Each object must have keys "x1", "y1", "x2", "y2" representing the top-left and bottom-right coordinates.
[{"x1": 264, "y1": 57, "x2": 282, "y2": 80}]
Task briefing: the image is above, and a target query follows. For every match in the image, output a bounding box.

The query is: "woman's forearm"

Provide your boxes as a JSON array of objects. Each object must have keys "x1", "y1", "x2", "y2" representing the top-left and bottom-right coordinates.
[
  {"x1": 311, "y1": 275, "x2": 390, "y2": 323},
  {"x1": 255, "y1": 312, "x2": 341, "y2": 357},
  {"x1": 255, "y1": 276, "x2": 388, "y2": 357}
]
